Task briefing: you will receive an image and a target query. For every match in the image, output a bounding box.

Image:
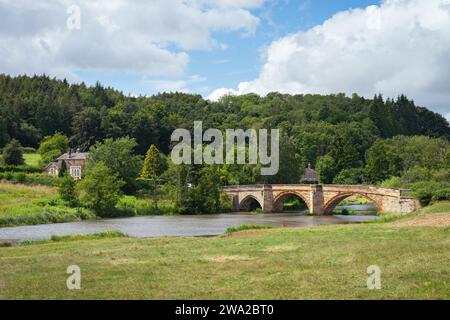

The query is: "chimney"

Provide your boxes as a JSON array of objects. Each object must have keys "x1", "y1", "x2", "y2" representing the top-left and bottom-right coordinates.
[
  {"x1": 307, "y1": 162, "x2": 312, "y2": 169},
  {"x1": 68, "y1": 149, "x2": 72, "y2": 158},
  {"x1": 76, "y1": 147, "x2": 81, "y2": 153}
]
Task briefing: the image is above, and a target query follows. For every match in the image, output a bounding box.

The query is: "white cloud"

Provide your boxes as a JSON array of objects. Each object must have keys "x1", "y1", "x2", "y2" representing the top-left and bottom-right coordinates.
[
  {"x1": 0, "y1": 0, "x2": 262, "y2": 79},
  {"x1": 209, "y1": 0, "x2": 450, "y2": 117}
]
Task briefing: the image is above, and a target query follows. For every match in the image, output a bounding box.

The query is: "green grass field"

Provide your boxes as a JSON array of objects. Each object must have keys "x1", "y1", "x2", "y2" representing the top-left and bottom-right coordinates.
[
  {"x1": 0, "y1": 182, "x2": 173, "y2": 227},
  {"x1": 23, "y1": 153, "x2": 41, "y2": 167},
  {"x1": 0, "y1": 202, "x2": 449, "y2": 299},
  {"x1": 0, "y1": 182, "x2": 94, "y2": 227}
]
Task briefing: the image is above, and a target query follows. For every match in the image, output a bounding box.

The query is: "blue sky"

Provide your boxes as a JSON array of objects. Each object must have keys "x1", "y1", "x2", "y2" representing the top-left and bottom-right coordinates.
[{"x1": 76, "y1": 0, "x2": 381, "y2": 97}]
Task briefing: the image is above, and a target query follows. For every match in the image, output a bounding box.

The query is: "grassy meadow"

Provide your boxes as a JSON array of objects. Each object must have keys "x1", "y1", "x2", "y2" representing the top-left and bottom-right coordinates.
[
  {"x1": 0, "y1": 202, "x2": 448, "y2": 299},
  {"x1": 0, "y1": 182, "x2": 94, "y2": 227},
  {"x1": 0, "y1": 181, "x2": 174, "y2": 227},
  {"x1": 23, "y1": 153, "x2": 42, "y2": 167}
]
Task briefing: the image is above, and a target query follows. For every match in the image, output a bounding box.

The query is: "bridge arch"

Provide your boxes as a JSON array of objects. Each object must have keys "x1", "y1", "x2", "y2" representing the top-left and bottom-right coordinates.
[
  {"x1": 239, "y1": 195, "x2": 263, "y2": 211},
  {"x1": 272, "y1": 191, "x2": 310, "y2": 212},
  {"x1": 323, "y1": 192, "x2": 382, "y2": 215}
]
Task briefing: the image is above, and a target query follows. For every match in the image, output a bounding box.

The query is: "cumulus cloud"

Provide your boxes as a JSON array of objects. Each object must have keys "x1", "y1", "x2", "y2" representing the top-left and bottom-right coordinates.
[
  {"x1": 0, "y1": 0, "x2": 262, "y2": 79},
  {"x1": 208, "y1": 0, "x2": 450, "y2": 117}
]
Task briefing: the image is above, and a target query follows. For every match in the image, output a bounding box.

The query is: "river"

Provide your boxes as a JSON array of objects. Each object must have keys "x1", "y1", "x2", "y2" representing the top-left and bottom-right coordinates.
[{"x1": 0, "y1": 204, "x2": 379, "y2": 242}]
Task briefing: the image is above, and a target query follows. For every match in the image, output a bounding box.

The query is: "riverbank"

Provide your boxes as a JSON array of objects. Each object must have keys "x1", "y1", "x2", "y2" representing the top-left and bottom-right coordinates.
[
  {"x1": 0, "y1": 182, "x2": 175, "y2": 227},
  {"x1": 0, "y1": 202, "x2": 448, "y2": 299}
]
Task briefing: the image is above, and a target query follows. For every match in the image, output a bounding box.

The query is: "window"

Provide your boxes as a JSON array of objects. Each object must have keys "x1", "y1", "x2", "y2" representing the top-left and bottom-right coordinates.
[{"x1": 70, "y1": 166, "x2": 81, "y2": 178}]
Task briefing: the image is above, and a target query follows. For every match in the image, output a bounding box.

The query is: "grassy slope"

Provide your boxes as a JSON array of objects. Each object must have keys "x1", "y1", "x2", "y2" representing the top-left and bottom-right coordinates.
[
  {"x1": 0, "y1": 182, "x2": 174, "y2": 227},
  {"x1": 0, "y1": 183, "x2": 56, "y2": 218},
  {"x1": 0, "y1": 203, "x2": 449, "y2": 299},
  {"x1": 0, "y1": 182, "x2": 94, "y2": 227},
  {"x1": 23, "y1": 153, "x2": 41, "y2": 167}
]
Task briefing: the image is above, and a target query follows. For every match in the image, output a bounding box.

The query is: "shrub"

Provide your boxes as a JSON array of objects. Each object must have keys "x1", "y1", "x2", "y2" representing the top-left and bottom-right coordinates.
[
  {"x1": 0, "y1": 165, "x2": 41, "y2": 173},
  {"x1": 58, "y1": 176, "x2": 79, "y2": 207},
  {"x1": 380, "y1": 176, "x2": 402, "y2": 189},
  {"x1": 415, "y1": 189, "x2": 433, "y2": 206},
  {"x1": 24, "y1": 173, "x2": 60, "y2": 186},
  {"x1": 0, "y1": 172, "x2": 60, "y2": 186},
  {"x1": 432, "y1": 189, "x2": 450, "y2": 201},
  {"x1": 14, "y1": 172, "x2": 26, "y2": 183}
]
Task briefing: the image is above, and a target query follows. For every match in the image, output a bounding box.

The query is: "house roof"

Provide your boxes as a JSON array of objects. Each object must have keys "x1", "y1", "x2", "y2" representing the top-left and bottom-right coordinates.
[
  {"x1": 57, "y1": 152, "x2": 89, "y2": 161},
  {"x1": 45, "y1": 161, "x2": 60, "y2": 169},
  {"x1": 300, "y1": 163, "x2": 319, "y2": 182}
]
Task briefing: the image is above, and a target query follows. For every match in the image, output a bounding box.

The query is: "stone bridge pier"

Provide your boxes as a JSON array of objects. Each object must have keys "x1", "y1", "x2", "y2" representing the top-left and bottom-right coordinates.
[{"x1": 224, "y1": 184, "x2": 421, "y2": 215}]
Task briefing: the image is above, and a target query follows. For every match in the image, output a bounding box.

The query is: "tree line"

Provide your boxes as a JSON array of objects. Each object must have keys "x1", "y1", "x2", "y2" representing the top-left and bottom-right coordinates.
[{"x1": 0, "y1": 74, "x2": 449, "y2": 212}]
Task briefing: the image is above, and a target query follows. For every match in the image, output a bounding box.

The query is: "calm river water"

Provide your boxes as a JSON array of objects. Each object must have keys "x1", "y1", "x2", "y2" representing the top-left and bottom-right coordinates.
[{"x1": 0, "y1": 204, "x2": 379, "y2": 242}]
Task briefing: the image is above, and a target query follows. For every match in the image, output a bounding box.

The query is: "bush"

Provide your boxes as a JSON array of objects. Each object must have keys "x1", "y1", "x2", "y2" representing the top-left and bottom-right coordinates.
[
  {"x1": 0, "y1": 165, "x2": 41, "y2": 173},
  {"x1": 380, "y1": 176, "x2": 402, "y2": 189},
  {"x1": 24, "y1": 173, "x2": 60, "y2": 186},
  {"x1": 415, "y1": 189, "x2": 433, "y2": 206},
  {"x1": 58, "y1": 176, "x2": 79, "y2": 207},
  {"x1": 0, "y1": 172, "x2": 60, "y2": 186},
  {"x1": 15, "y1": 172, "x2": 26, "y2": 183},
  {"x1": 432, "y1": 189, "x2": 450, "y2": 201}
]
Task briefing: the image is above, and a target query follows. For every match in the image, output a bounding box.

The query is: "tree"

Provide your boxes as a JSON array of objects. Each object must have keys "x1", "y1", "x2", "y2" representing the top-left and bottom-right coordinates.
[
  {"x1": 328, "y1": 131, "x2": 360, "y2": 174},
  {"x1": 365, "y1": 139, "x2": 401, "y2": 183},
  {"x1": 333, "y1": 168, "x2": 365, "y2": 185},
  {"x1": 38, "y1": 132, "x2": 69, "y2": 166},
  {"x1": 163, "y1": 161, "x2": 223, "y2": 214},
  {"x1": 59, "y1": 160, "x2": 67, "y2": 177},
  {"x1": 71, "y1": 107, "x2": 104, "y2": 150},
  {"x1": 88, "y1": 137, "x2": 142, "y2": 191},
  {"x1": 141, "y1": 144, "x2": 167, "y2": 208},
  {"x1": 2, "y1": 139, "x2": 24, "y2": 165},
  {"x1": 79, "y1": 162, "x2": 125, "y2": 216},
  {"x1": 0, "y1": 115, "x2": 9, "y2": 148},
  {"x1": 58, "y1": 175, "x2": 79, "y2": 207},
  {"x1": 316, "y1": 155, "x2": 336, "y2": 184},
  {"x1": 265, "y1": 133, "x2": 305, "y2": 184},
  {"x1": 369, "y1": 94, "x2": 394, "y2": 138}
]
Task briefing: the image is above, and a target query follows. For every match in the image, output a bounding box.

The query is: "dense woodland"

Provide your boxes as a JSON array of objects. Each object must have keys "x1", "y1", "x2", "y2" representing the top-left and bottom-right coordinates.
[
  {"x1": 0, "y1": 74, "x2": 448, "y2": 153},
  {"x1": 0, "y1": 74, "x2": 449, "y2": 215}
]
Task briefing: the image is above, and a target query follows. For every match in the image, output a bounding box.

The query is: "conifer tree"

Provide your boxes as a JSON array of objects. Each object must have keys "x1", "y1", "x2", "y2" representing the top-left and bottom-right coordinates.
[{"x1": 141, "y1": 144, "x2": 166, "y2": 208}]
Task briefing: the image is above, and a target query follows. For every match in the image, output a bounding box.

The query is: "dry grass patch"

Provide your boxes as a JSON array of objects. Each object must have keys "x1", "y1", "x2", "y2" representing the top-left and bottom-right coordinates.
[
  {"x1": 224, "y1": 229, "x2": 272, "y2": 239},
  {"x1": 109, "y1": 257, "x2": 146, "y2": 265},
  {"x1": 392, "y1": 213, "x2": 450, "y2": 228},
  {"x1": 263, "y1": 244, "x2": 298, "y2": 253},
  {"x1": 202, "y1": 255, "x2": 253, "y2": 262}
]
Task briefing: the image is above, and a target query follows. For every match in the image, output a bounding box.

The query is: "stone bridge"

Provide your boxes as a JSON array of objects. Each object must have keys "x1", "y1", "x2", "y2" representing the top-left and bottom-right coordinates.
[{"x1": 223, "y1": 184, "x2": 421, "y2": 215}]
